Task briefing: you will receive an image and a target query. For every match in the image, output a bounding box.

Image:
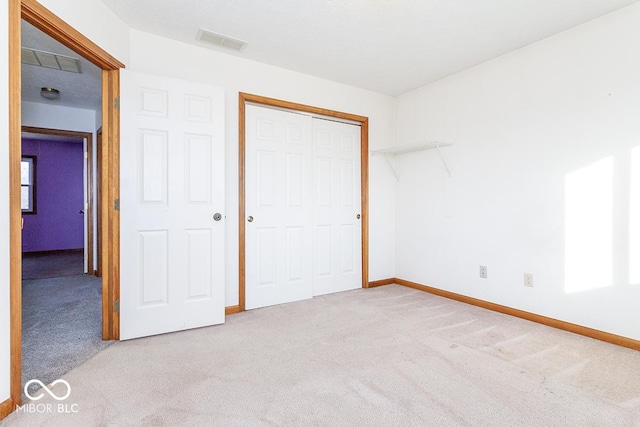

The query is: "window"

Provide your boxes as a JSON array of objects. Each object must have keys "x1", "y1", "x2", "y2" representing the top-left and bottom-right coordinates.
[{"x1": 21, "y1": 156, "x2": 36, "y2": 214}]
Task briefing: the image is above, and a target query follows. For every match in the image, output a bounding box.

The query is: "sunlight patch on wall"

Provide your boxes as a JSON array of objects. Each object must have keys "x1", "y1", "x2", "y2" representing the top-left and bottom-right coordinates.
[
  {"x1": 565, "y1": 156, "x2": 613, "y2": 293},
  {"x1": 630, "y1": 146, "x2": 640, "y2": 285}
]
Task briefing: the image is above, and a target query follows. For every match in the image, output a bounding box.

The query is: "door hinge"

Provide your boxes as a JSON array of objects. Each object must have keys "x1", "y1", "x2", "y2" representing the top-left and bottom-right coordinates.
[
  {"x1": 114, "y1": 97, "x2": 120, "y2": 110},
  {"x1": 114, "y1": 198, "x2": 120, "y2": 211},
  {"x1": 114, "y1": 300, "x2": 120, "y2": 313}
]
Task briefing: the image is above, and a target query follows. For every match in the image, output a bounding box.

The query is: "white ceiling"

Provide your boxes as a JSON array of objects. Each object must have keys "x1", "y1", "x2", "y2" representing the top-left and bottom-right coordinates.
[
  {"x1": 21, "y1": 20, "x2": 102, "y2": 111},
  {"x1": 99, "y1": 0, "x2": 640, "y2": 96},
  {"x1": 20, "y1": 0, "x2": 640, "y2": 112}
]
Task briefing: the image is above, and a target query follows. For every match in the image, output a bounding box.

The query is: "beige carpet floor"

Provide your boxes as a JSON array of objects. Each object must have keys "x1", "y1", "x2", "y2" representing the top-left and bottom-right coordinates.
[{"x1": 2, "y1": 284, "x2": 640, "y2": 426}]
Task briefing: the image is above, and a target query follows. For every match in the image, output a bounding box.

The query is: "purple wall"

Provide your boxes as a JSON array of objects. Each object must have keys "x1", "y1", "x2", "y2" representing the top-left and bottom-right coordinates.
[{"x1": 22, "y1": 138, "x2": 84, "y2": 252}]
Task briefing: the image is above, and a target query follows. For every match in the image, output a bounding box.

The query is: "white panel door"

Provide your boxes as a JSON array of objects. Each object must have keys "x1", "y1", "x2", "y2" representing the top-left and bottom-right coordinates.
[
  {"x1": 312, "y1": 118, "x2": 362, "y2": 295},
  {"x1": 120, "y1": 70, "x2": 225, "y2": 340},
  {"x1": 245, "y1": 105, "x2": 314, "y2": 309}
]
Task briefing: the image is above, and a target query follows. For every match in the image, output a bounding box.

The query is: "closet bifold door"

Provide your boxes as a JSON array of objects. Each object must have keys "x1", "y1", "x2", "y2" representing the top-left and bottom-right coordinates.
[
  {"x1": 245, "y1": 105, "x2": 314, "y2": 309},
  {"x1": 244, "y1": 104, "x2": 362, "y2": 310},
  {"x1": 311, "y1": 117, "x2": 362, "y2": 297}
]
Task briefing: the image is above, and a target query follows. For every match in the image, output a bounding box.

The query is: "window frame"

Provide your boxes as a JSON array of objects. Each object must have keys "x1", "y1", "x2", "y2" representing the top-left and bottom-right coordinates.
[{"x1": 21, "y1": 155, "x2": 37, "y2": 214}]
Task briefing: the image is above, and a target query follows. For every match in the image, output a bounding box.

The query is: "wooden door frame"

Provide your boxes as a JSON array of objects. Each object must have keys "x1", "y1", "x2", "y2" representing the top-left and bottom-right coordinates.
[
  {"x1": 95, "y1": 127, "x2": 102, "y2": 277},
  {"x1": 6, "y1": 0, "x2": 124, "y2": 414},
  {"x1": 21, "y1": 126, "x2": 95, "y2": 274},
  {"x1": 238, "y1": 93, "x2": 370, "y2": 312}
]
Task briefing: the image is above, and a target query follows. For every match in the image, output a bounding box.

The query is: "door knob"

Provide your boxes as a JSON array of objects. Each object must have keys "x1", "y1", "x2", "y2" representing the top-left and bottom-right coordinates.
[
  {"x1": 247, "y1": 216, "x2": 254, "y2": 222},
  {"x1": 213, "y1": 213, "x2": 222, "y2": 221},
  {"x1": 356, "y1": 214, "x2": 361, "y2": 219}
]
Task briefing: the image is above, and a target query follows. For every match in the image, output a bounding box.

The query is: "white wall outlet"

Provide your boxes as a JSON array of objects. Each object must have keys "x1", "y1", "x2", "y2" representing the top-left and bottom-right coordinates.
[
  {"x1": 479, "y1": 265, "x2": 487, "y2": 278},
  {"x1": 524, "y1": 273, "x2": 534, "y2": 287}
]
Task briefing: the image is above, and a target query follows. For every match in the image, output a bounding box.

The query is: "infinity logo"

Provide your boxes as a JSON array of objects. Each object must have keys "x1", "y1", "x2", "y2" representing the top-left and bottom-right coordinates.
[{"x1": 24, "y1": 379, "x2": 71, "y2": 401}]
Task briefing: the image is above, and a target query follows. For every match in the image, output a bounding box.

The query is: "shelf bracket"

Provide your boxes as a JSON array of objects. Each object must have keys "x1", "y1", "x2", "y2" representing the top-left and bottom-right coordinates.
[
  {"x1": 434, "y1": 142, "x2": 452, "y2": 178},
  {"x1": 383, "y1": 153, "x2": 400, "y2": 181},
  {"x1": 371, "y1": 141, "x2": 453, "y2": 180}
]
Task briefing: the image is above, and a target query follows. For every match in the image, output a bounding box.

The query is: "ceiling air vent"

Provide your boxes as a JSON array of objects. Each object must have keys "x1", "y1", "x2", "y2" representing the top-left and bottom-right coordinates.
[
  {"x1": 197, "y1": 28, "x2": 247, "y2": 52},
  {"x1": 21, "y1": 47, "x2": 82, "y2": 73}
]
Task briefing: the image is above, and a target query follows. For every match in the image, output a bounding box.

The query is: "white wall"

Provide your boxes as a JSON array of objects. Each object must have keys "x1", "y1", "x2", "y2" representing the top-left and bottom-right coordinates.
[
  {"x1": 22, "y1": 101, "x2": 97, "y2": 131},
  {"x1": 37, "y1": 0, "x2": 130, "y2": 66},
  {"x1": 128, "y1": 30, "x2": 396, "y2": 306},
  {"x1": 394, "y1": 3, "x2": 640, "y2": 340},
  {"x1": 0, "y1": 0, "x2": 11, "y2": 406}
]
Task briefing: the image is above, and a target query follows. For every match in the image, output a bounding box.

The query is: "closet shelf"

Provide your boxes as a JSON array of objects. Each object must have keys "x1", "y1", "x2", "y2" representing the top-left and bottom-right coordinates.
[{"x1": 371, "y1": 141, "x2": 453, "y2": 180}]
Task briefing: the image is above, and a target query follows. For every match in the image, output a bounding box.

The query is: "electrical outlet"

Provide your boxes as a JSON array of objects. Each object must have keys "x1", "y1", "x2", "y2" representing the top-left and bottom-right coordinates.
[
  {"x1": 479, "y1": 265, "x2": 487, "y2": 279},
  {"x1": 524, "y1": 273, "x2": 534, "y2": 287}
]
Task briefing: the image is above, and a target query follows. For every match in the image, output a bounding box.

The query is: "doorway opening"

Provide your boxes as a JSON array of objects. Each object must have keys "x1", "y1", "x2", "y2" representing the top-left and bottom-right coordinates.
[
  {"x1": 7, "y1": 0, "x2": 124, "y2": 413},
  {"x1": 21, "y1": 126, "x2": 95, "y2": 274},
  {"x1": 19, "y1": 126, "x2": 111, "y2": 398}
]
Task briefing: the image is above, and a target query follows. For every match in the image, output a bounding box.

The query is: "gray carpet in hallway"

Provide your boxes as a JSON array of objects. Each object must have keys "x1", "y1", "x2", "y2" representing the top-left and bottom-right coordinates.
[
  {"x1": 4, "y1": 284, "x2": 640, "y2": 426},
  {"x1": 22, "y1": 251, "x2": 84, "y2": 280},
  {"x1": 21, "y1": 274, "x2": 114, "y2": 398}
]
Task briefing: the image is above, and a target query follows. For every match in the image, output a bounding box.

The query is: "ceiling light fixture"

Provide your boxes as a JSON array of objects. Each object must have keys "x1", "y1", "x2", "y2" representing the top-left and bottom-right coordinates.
[{"x1": 40, "y1": 87, "x2": 60, "y2": 100}]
